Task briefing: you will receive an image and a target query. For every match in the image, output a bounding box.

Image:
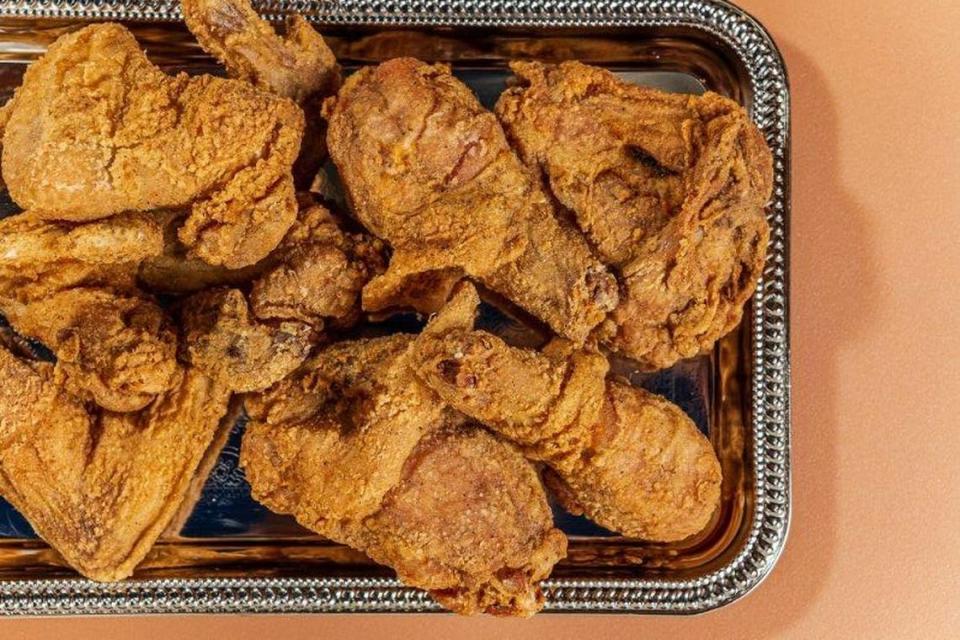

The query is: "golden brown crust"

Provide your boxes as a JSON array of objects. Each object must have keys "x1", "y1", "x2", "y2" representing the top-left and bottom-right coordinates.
[
  {"x1": 181, "y1": 0, "x2": 340, "y2": 103},
  {"x1": 325, "y1": 57, "x2": 617, "y2": 343},
  {"x1": 0, "y1": 344, "x2": 231, "y2": 581},
  {"x1": 0, "y1": 211, "x2": 163, "y2": 304},
  {"x1": 0, "y1": 212, "x2": 181, "y2": 411},
  {"x1": 179, "y1": 287, "x2": 315, "y2": 393},
  {"x1": 1, "y1": 23, "x2": 304, "y2": 268},
  {"x1": 496, "y1": 60, "x2": 773, "y2": 369},
  {"x1": 241, "y1": 334, "x2": 565, "y2": 616},
  {"x1": 412, "y1": 284, "x2": 721, "y2": 541},
  {"x1": 180, "y1": 0, "x2": 340, "y2": 185},
  {"x1": 249, "y1": 204, "x2": 385, "y2": 327}
]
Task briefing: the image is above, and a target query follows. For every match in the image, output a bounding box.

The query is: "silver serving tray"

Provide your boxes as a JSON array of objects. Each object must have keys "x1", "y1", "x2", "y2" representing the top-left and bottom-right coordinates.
[{"x1": 0, "y1": 0, "x2": 790, "y2": 615}]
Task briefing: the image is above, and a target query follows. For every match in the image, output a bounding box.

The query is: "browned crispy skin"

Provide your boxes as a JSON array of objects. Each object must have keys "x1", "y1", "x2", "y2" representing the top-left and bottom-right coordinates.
[
  {"x1": 0, "y1": 23, "x2": 304, "y2": 268},
  {"x1": 413, "y1": 285, "x2": 721, "y2": 541},
  {"x1": 180, "y1": 0, "x2": 341, "y2": 185},
  {"x1": 181, "y1": 0, "x2": 340, "y2": 103},
  {"x1": 0, "y1": 212, "x2": 162, "y2": 304},
  {"x1": 325, "y1": 57, "x2": 617, "y2": 343},
  {"x1": 496, "y1": 61, "x2": 773, "y2": 369},
  {"x1": 179, "y1": 287, "x2": 314, "y2": 393},
  {"x1": 140, "y1": 204, "x2": 385, "y2": 331},
  {"x1": 137, "y1": 209, "x2": 276, "y2": 294},
  {"x1": 0, "y1": 344, "x2": 231, "y2": 581},
  {"x1": 242, "y1": 334, "x2": 566, "y2": 616},
  {"x1": 249, "y1": 204, "x2": 385, "y2": 327},
  {"x1": 176, "y1": 204, "x2": 384, "y2": 391},
  {"x1": 12, "y1": 289, "x2": 181, "y2": 412},
  {"x1": 0, "y1": 212, "x2": 181, "y2": 412}
]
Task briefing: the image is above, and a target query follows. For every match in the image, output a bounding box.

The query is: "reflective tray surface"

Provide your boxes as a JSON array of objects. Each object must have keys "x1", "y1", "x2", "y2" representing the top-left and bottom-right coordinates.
[{"x1": 0, "y1": 0, "x2": 790, "y2": 615}]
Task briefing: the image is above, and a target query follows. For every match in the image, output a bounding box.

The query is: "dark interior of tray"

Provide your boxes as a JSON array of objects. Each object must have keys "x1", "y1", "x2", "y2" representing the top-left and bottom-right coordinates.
[{"x1": 0, "y1": 19, "x2": 757, "y2": 583}]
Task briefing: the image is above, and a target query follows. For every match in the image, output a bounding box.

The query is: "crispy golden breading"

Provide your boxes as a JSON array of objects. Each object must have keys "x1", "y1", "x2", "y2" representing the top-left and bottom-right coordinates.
[
  {"x1": 413, "y1": 285, "x2": 721, "y2": 541},
  {"x1": 242, "y1": 333, "x2": 566, "y2": 616},
  {"x1": 181, "y1": 0, "x2": 340, "y2": 103},
  {"x1": 180, "y1": 287, "x2": 314, "y2": 393},
  {"x1": 496, "y1": 61, "x2": 773, "y2": 369},
  {"x1": 325, "y1": 57, "x2": 617, "y2": 343},
  {"x1": 0, "y1": 23, "x2": 304, "y2": 268},
  {"x1": 0, "y1": 212, "x2": 180, "y2": 412},
  {"x1": 172, "y1": 205, "x2": 382, "y2": 392},
  {"x1": 12, "y1": 289, "x2": 181, "y2": 412},
  {"x1": 137, "y1": 210, "x2": 275, "y2": 294},
  {"x1": 0, "y1": 344, "x2": 231, "y2": 581},
  {"x1": 181, "y1": 0, "x2": 340, "y2": 185},
  {"x1": 249, "y1": 204, "x2": 385, "y2": 327},
  {"x1": 140, "y1": 204, "x2": 384, "y2": 331},
  {"x1": 0, "y1": 211, "x2": 163, "y2": 303}
]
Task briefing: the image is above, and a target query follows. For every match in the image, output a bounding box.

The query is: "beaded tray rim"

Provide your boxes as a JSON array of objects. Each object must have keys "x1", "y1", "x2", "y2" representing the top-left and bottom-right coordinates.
[{"x1": 0, "y1": 0, "x2": 791, "y2": 615}]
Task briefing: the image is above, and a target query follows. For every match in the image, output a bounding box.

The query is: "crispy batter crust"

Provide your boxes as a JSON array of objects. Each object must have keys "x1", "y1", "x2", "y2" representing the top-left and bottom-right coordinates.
[
  {"x1": 325, "y1": 57, "x2": 617, "y2": 343},
  {"x1": 413, "y1": 285, "x2": 721, "y2": 541},
  {"x1": 496, "y1": 61, "x2": 772, "y2": 369},
  {"x1": 242, "y1": 334, "x2": 566, "y2": 616},
  {"x1": 1, "y1": 23, "x2": 304, "y2": 268}
]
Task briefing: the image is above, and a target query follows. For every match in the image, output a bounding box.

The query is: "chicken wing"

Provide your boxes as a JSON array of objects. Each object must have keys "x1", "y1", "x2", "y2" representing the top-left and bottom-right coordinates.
[
  {"x1": 412, "y1": 284, "x2": 721, "y2": 541},
  {"x1": 179, "y1": 287, "x2": 314, "y2": 393},
  {"x1": 496, "y1": 61, "x2": 773, "y2": 369},
  {"x1": 181, "y1": 0, "x2": 340, "y2": 185},
  {"x1": 181, "y1": 0, "x2": 339, "y2": 103},
  {"x1": 0, "y1": 212, "x2": 180, "y2": 412},
  {"x1": 0, "y1": 342, "x2": 232, "y2": 581},
  {"x1": 0, "y1": 23, "x2": 304, "y2": 268},
  {"x1": 176, "y1": 203, "x2": 384, "y2": 391},
  {"x1": 324, "y1": 57, "x2": 618, "y2": 343},
  {"x1": 242, "y1": 332, "x2": 566, "y2": 615}
]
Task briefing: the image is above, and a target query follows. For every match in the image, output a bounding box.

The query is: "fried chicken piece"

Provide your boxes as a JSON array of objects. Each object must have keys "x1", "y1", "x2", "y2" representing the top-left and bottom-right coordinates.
[
  {"x1": 181, "y1": 0, "x2": 341, "y2": 185},
  {"x1": 175, "y1": 203, "x2": 384, "y2": 391},
  {"x1": 0, "y1": 23, "x2": 304, "y2": 268},
  {"x1": 496, "y1": 61, "x2": 773, "y2": 369},
  {"x1": 137, "y1": 210, "x2": 276, "y2": 294},
  {"x1": 0, "y1": 211, "x2": 163, "y2": 303},
  {"x1": 242, "y1": 332, "x2": 566, "y2": 615},
  {"x1": 140, "y1": 203, "x2": 384, "y2": 328},
  {"x1": 10, "y1": 289, "x2": 180, "y2": 412},
  {"x1": 0, "y1": 343, "x2": 231, "y2": 581},
  {"x1": 181, "y1": 0, "x2": 340, "y2": 103},
  {"x1": 413, "y1": 284, "x2": 721, "y2": 541},
  {"x1": 179, "y1": 287, "x2": 314, "y2": 393},
  {"x1": 249, "y1": 204, "x2": 385, "y2": 326},
  {"x1": 325, "y1": 57, "x2": 617, "y2": 343},
  {"x1": 0, "y1": 212, "x2": 181, "y2": 412}
]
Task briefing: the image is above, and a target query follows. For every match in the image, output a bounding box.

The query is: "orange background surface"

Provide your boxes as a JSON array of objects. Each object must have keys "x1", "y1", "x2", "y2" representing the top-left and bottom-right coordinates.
[{"x1": 4, "y1": 0, "x2": 960, "y2": 638}]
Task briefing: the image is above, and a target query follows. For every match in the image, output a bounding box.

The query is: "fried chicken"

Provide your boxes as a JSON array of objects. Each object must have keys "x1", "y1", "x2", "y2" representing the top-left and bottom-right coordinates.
[
  {"x1": 324, "y1": 57, "x2": 618, "y2": 343},
  {"x1": 10, "y1": 289, "x2": 181, "y2": 412},
  {"x1": 0, "y1": 23, "x2": 304, "y2": 268},
  {"x1": 0, "y1": 212, "x2": 181, "y2": 411},
  {"x1": 249, "y1": 204, "x2": 385, "y2": 327},
  {"x1": 496, "y1": 61, "x2": 773, "y2": 369},
  {"x1": 242, "y1": 332, "x2": 566, "y2": 615},
  {"x1": 176, "y1": 203, "x2": 384, "y2": 391},
  {"x1": 181, "y1": 0, "x2": 340, "y2": 103},
  {"x1": 179, "y1": 287, "x2": 314, "y2": 393},
  {"x1": 413, "y1": 284, "x2": 721, "y2": 541},
  {"x1": 137, "y1": 209, "x2": 276, "y2": 294},
  {"x1": 0, "y1": 342, "x2": 232, "y2": 581},
  {"x1": 181, "y1": 0, "x2": 341, "y2": 185}
]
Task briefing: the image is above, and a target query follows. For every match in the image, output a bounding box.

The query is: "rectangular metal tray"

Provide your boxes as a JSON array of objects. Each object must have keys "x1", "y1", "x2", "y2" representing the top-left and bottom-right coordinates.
[{"x1": 0, "y1": 0, "x2": 791, "y2": 615}]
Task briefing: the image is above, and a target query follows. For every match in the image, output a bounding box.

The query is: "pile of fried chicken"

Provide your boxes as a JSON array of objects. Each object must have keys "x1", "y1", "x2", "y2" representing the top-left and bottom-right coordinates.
[{"x1": 0, "y1": 0, "x2": 772, "y2": 617}]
